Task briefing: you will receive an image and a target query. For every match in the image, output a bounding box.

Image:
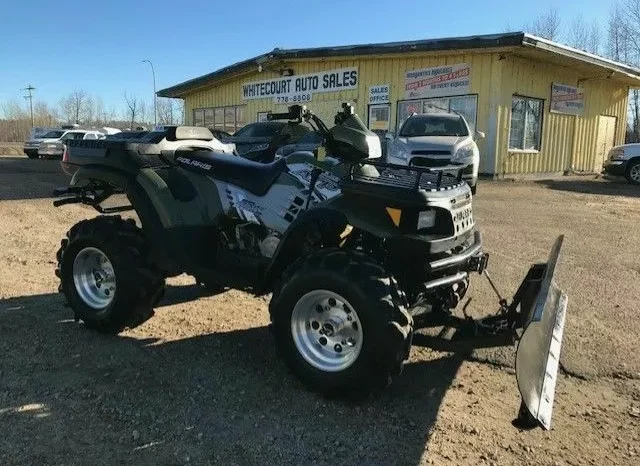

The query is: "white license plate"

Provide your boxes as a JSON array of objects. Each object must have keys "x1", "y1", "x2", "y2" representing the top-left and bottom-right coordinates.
[{"x1": 452, "y1": 205, "x2": 474, "y2": 234}]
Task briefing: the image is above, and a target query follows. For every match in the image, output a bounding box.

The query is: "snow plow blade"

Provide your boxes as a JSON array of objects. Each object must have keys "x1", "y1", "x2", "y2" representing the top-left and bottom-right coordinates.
[{"x1": 514, "y1": 235, "x2": 568, "y2": 430}]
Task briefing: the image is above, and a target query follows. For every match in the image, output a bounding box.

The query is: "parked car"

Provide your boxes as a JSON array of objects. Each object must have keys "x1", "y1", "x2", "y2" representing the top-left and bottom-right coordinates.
[
  {"x1": 275, "y1": 131, "x2": 323, "y2": 158},
  {"x1": 385, "y1": 113, "x2": 483, "y2": 194},
  {"x1": 24, "y1": 128, "x2": 65, "y2": 158},
  {"x1": 603, "y1": 144, "x2": 640, "y2": 185},
  {"x1": 227, "y1": 121, "x2": 310, "y2": 162},
  {"x1": 38, "y1": 130, "x2": 105, "y2": 159}
]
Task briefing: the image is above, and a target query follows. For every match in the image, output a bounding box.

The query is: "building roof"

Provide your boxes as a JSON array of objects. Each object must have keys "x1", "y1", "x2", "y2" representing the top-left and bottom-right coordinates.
[{"x1": 158, "y1": 32, "x2": 640, "y2": 97}]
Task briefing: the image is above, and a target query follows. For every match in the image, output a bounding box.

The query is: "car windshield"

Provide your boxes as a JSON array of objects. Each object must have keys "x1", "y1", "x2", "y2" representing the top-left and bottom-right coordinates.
[
  {"x1": 400, "y1": 115, "x2": 468, "y2": 137},
  {"x1": 233, "y1": 123, "x2": 283, "y2": 138},
  {"x1": 42, "y1": 130, "x2": 64, "y2": 139}
]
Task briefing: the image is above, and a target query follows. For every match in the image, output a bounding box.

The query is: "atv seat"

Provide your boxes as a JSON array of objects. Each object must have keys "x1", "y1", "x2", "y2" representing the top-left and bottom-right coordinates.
[{"x1": 174, "y1": 149, "x2": 288, "y2": 196}]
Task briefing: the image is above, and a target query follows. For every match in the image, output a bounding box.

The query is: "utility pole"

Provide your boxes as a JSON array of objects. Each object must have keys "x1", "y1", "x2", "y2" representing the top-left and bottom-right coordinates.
[
  {"x1": 142, "y1": 60, "x2": 157, "y2": 126},
  {"x1": 23, "y1": 84, "x2": 35, "y2": 128}
]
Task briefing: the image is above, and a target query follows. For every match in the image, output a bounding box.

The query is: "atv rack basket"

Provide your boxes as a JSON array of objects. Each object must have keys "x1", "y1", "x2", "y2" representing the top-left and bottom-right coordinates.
[{"x1": 342, "y1": 161, "x2": 466, "y2": 199}]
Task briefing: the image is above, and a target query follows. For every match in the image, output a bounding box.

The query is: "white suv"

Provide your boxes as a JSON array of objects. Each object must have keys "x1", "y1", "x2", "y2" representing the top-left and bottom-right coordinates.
[
  {"x1": 603, "y1": 144, "x2": 640, "y2": 185},
  {"x1": 386, "y1": 113, "x2": 483, "y2": 194}
]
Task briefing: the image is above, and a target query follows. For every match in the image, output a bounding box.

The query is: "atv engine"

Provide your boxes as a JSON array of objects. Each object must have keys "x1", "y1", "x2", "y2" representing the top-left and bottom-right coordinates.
[{"x1": 218, "y1": 222, "x2": 281, "y2": 259}]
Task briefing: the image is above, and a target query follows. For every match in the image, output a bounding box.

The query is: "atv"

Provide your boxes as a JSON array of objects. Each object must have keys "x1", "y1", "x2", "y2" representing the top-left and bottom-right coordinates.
[{"x1": 54, "y1": 104, "x2": 567, "y2": 429}]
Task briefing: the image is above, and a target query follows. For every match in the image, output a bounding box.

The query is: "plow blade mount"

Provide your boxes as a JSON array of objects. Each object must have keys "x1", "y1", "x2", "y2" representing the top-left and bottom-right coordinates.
[{"x1": 514, "y1": 235, "x2": 568, "y2": 430}]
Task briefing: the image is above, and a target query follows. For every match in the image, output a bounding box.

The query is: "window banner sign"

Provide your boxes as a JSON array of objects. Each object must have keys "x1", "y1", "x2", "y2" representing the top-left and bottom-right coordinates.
[
  {"x1": 550, "y1": 83, "x2": 584, "y2": 116},
  {"x1": 242, "y1": 68, "x2": 358, "y2": 104},
  {"x1": 404, "y1": 63, "x2": 471, "y2": 99}
]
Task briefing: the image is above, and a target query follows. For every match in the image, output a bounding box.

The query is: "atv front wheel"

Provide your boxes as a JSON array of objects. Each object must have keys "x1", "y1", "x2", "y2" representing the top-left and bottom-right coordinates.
[
  {"x1": 270, "y1": 248, "x2": 413, "y2": 397},
  {"x1": 56, "y1": 216, "x2": 165, "y2": 333}
]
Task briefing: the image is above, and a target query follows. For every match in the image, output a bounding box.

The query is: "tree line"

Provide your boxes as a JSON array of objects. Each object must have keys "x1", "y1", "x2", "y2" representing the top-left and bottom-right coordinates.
[
  {"x1": 0, "y1": 91, "x2": 184, "y2": 142},
  {"x1": 523, "y1": 2, "x2": 640, "y2": 141}
]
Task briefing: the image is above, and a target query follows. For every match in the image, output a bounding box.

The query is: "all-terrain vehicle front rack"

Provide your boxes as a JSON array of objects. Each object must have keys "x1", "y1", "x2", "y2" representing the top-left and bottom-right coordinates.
[{"x1": 342, "y1": 160, "x2": 468, "y2": 203}]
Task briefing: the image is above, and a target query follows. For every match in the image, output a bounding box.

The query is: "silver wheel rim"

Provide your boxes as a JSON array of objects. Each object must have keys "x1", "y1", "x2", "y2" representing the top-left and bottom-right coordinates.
[
  {"x1": 73, "y1": 247, "x2": 116, "y2": 310},
  {"x1": 291, "y1": 290, "x2": 363, "y2": 372},
  {"x1": 630, "y1": 164, "x2": 640, "y2": 182}
]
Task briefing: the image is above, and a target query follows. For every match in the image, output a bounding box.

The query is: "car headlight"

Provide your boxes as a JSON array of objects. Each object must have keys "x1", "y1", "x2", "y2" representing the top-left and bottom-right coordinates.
[
  {"x1": 366, "y1": 134, "x2": 382, "y2": 159},
  {"x1": 417, "y1": 210, "x2": 436, "y2": 230},
  {"x1": 609, "y1": 148, "x2": 625, "y2": 160},
  {"x1": 452, "y1": 143, "x2": 475, "y2": 161},
  {"x1": 392, "y1": 142, "x2": 410, "y2": 161}
]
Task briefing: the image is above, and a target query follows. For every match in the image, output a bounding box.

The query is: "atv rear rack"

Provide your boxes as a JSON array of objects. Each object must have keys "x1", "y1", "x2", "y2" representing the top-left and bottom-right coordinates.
[{"x1": 345, "y1": 160, "x2": 466, "y2": 193}]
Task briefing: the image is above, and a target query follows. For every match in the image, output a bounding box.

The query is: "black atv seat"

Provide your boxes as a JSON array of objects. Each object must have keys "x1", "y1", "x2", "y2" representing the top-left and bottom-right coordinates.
[{"x1": 174, "y1": 149, "x2": 288, "y2": 196}]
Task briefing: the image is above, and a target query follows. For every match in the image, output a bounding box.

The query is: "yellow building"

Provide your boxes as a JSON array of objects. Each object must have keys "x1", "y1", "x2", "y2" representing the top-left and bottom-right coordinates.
[{"x1": 158, "y1": 32, "x2": 640, "y2": 176}]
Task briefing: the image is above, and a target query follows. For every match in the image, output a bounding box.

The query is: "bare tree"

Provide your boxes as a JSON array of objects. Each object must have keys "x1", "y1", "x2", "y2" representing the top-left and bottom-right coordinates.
[
  {"x1": 157, "y1": 98, "x2": 184, "y2": 125},
  {"x1": 528, "y1": 7, "x2": 562, "y2": 41},
  {"x1": 124, "y1": 93, "x2": 139, "y2": 129},
  {"x1": 608, "y1": 3, "x2": 630, "y2": 61},
  {"x1": 568, "y1": 15, "x2": 589, "y2": 50},
  {"x1": 587, "y1": 20, "x2": 601, "y2": 54},
  {"x1": 58, "y1": 90, "x2": 92, "y2": 124}
]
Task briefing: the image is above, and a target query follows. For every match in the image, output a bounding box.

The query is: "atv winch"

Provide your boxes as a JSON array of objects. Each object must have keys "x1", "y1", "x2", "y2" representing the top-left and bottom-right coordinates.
[{"x1": 53, "y1": 103, "x2": 567, "y2": 429}]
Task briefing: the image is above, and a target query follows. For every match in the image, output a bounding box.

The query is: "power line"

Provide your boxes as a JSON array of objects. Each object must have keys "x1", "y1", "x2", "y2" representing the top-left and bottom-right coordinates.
[{"x1": 22, "y1": 84, "x2": 35, "y2": 128}]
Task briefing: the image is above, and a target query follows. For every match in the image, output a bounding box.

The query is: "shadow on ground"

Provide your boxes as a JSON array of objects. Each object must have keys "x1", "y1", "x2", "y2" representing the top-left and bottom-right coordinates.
[
  {"x1": 536, "y1": 177, "x2": 640, "y2": 198},
  {"x1": 0, "y1": 284, "x2": 464, "y2": 466},
  {"x1": 0, "y1": 157, "x2": 70, "y2": 201}
]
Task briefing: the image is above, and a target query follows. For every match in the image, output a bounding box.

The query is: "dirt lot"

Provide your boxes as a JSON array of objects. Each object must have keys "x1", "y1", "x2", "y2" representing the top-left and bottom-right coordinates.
[{"x1": 0, "y1": 156, "x2": 639, "y2": 466}]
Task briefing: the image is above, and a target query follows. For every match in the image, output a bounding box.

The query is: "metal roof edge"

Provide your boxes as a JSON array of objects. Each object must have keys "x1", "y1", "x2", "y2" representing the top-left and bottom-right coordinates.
[
  {"x1": 157, "y1": 32, "x2": 526, "y2": 97},
  {"x1": 158, "y1": 32, "x2": 640, "y2": 97},
  {"x1": 522, "y1": 33, "x2": 640, "y2": 81}
]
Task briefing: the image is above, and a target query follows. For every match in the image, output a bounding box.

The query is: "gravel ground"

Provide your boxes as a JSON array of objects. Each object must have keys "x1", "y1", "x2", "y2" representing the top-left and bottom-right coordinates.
[{"x1": 0, "y1": 156, "x2": 639, "y2": 465}]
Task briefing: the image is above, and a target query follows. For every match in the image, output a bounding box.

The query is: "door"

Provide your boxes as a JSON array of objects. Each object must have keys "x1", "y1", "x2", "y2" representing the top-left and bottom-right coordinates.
[{"x1": 595, "y1": 116, "x2": 617, "y2": 171}]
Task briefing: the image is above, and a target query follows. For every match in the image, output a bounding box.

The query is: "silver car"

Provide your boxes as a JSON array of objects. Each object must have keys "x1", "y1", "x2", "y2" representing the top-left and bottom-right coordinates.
[{"x1": 386, "y1": 113, "x2": 483, "y2": 194}]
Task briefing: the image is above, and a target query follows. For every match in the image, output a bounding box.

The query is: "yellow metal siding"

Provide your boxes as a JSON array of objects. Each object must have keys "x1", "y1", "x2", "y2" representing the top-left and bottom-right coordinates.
[
  {"x1": 495, "y1": 54, "x2": 629, "y2": 175},
  {"x1": 182, "y1": 49, "x2": 630, "y2": 176}
]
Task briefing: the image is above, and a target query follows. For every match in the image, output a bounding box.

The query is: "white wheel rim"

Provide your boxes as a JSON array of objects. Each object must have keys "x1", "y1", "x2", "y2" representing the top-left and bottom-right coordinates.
[
  {"x1": 73, "y1": 247, "x2": 116, "y2": 310},
  {"x1": 630, "y1": 164, "x2": 640, "y2": 182},
  {"x1": 291, "y1": 290, "x2": 363, "y2": 372}
]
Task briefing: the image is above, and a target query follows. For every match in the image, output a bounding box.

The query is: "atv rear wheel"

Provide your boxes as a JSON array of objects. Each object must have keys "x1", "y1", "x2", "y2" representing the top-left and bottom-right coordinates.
[
  {"x1": 270, "y1": 248, "x2": 413, "y2": 397},
  {"x1": 56, "y1": 216, "x2": 165, "y2": 333}
]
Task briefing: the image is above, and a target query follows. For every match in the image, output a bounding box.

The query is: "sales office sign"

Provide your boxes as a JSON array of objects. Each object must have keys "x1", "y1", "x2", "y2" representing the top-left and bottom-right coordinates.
[{"x1": 242, "y1": 67, "x2": 358, "y2": 104}]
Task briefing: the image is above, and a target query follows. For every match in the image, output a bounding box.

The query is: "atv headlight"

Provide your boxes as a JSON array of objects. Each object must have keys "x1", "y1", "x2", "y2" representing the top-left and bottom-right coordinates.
[
  {"x1": 366, "y1": 134, "x2": 382, "y2": 159},
  {"x1": 417, "y1": 210, "x2": 436, "y2": 230},
  {"x1": 609, "y1": 148, "x2": 625, "y2": 160},
  {"x1": 452, "y1": 143, "x2": 475, "y2": 161}
]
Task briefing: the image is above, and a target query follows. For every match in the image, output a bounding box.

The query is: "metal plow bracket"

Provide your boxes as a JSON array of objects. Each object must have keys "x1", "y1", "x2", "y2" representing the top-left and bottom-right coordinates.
[{"x1": 515, "y1": 236, "x2": 568, "y2": 430}]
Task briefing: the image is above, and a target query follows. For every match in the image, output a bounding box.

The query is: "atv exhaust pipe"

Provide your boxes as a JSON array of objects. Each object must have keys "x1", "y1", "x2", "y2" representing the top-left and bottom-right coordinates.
[{"x1": 514, "y1": 236, "x2": 568, "y2": 430}]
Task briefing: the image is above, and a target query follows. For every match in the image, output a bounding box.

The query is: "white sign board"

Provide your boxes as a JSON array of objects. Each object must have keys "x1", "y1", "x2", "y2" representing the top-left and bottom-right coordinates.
[
  {"x1": 369, "y1": 84, "x2": 390, "y2": 104},
  {"x1": 242, "y1": 67, "x2": 358, "y2": 104},
  {"x1": 550, "y1": 83, "x2": 584, "y2": 116},
  {"x1": 405, "y1": 63, "x2": 470, "y2": 99}
]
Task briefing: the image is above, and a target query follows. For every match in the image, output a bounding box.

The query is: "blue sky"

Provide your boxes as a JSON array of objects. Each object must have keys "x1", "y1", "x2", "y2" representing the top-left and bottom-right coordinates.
[{"x1": 0, "y1": 0, "x2": 613, "y2": 116}]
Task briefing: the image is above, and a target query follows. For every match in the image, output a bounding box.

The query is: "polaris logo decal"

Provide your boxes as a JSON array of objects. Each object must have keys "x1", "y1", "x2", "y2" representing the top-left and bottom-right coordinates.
[{"x1": 176, "y1": 156, "x2": 212, "y2": 171}]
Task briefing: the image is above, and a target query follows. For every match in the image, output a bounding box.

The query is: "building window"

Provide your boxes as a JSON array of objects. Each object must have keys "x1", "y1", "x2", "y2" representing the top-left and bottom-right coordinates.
[
  {"x1": 509, "y1": 96, "x2": 543, "y2": 151},
  {"x1": 192, "y1": 105, "x2": 246, "y2": 133},
  {"x1": 193, "y1": 109, "x2": 204, "y2": 127},
  {"x1": 397, "y1": 95, "x2": 478, "y2": 133},
  {"x1": 368, "y1": 104, "x2": 391, "y2": 133}
]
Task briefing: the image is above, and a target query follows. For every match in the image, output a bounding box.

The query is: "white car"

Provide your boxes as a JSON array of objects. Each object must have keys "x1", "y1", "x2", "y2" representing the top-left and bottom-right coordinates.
[
  {"x1": 386, "y1": 113, "x2": 483, "y2": 194},
  {"x1": 603, "y1": 144, "x2": 640, "y2": 185},
  {"x1": 38, "y1": 130, "x2": 105, "y2": 159}
]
